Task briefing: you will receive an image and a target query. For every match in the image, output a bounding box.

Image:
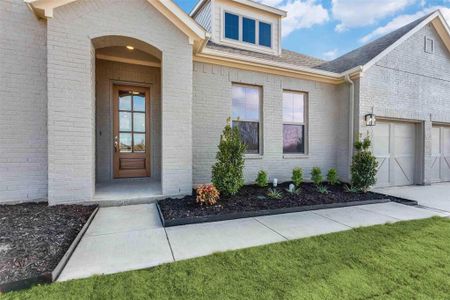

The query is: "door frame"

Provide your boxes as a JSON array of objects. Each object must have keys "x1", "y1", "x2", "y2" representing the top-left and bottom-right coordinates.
[{"x1": 112, "y1": 84, "x2": 151, "y2": 178}]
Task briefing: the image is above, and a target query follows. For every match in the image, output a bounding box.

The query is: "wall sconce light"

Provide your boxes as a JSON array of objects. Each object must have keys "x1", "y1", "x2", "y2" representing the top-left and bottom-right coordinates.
[{"x1": 365, "y1": 113, "x2": 376, "y2": 126}]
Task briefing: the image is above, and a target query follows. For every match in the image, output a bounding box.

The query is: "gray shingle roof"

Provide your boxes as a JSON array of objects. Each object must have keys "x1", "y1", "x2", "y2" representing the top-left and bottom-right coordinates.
[
  {"x1": 315, "y1": 13, "x2": 432, "y2": 73},
  {"x1": 206, "y1": 41, "x2": 326, "y2": 69}
]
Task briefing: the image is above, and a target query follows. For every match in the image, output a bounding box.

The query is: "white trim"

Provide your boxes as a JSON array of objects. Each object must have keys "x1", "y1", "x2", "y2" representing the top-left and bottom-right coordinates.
[
  {"x1": 96, "y1": 54, "x2": 161, "y2": 68},
  {"x1": 191, "y1": 0, "x2": 286, "y2": 17},
  {"x1": 362, "y1": 11, "x2": 449, "y2": 72}
]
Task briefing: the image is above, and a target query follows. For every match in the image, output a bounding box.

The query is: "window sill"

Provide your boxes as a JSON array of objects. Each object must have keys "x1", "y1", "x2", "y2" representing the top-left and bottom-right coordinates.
[
  {"x1": 283, "y1": 154, "x2": 309, "y2": 159},
  {"x1": 245, "y1": 154, "x2": 263, "y2": 160}
]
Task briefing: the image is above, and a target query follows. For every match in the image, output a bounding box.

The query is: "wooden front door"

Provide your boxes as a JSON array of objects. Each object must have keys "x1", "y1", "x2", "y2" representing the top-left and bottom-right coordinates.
[{"x1": 113, "y1": 85, "x2": 151, "y2": 178}]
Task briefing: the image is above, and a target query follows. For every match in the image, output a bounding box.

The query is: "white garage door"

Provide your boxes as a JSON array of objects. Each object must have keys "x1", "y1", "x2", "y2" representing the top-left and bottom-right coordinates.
[
  {"x1": 431, "y1": 125, "x2": 450, "y2": 182},
  {"x1": 372, "y1": 120, "x2": 417, "y2": 187}
]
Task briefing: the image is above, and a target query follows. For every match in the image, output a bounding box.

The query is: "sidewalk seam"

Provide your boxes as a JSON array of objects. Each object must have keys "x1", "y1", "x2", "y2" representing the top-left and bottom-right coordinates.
[
  {"x1": 163, "y1": 227, "x2": 176, "y2": 262},
  {"x1": 253, "y1": 218, "x2": 289, "y2": 241}
]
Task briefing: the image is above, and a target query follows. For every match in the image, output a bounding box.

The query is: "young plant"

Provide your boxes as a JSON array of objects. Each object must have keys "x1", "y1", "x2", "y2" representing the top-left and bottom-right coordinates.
[
  {"x1": 286, "y1": 186, "x2": 301, "y2": 195},
  {"x1": 267, "y1": 188, "x2": 283, "y2": 200},
  {"x1": 291, "y1": 167, "x2": 303, "y2": 187},
  {"x1": 311, "y1": 167, "x2": 323, "y2": 186},
  {"x1": 351, "y1": 135, "x2": 378, "y2": 193},
  {"x1": 317, "y1": 185, "x2": 329, "y2": 194},
  {"x1": 255, "y1": 170, "x2": 268, "y2": 188},
  {"x1": 327, "y1": 168, "x2": 339, "y2": 185},
  {"x1": 211, "y1": 118, "x2": 247, "y2": 196},
  {"x1": 196, "y1": 184, "x2": 220, "y2": 206},
  {"x1": 344, "y1": 184, "x2": 360, "y2": 193}
]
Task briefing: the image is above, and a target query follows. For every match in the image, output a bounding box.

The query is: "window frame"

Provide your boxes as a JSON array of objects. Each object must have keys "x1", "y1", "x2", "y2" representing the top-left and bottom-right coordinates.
[
  {"x1": 231, "y1": 83, "x2": 263, "y2": 156},
  {"x1": 282, "y1": 90, "x2": 308, "y2": 157},
  {"x1": 222, "y1": 10, "x2": 274, "y2": 51},
  {"x1": 258, "y1": 21, "x2": 272, "y2": 48},
  {"x1": 224, "y1": 12, "x2": 240, "y2": 41}
]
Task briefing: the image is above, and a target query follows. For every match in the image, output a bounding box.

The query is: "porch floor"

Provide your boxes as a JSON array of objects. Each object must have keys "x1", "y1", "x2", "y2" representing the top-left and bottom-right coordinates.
[{"x1": 93, "y1": 178, "x2": 164, "y2": 206}]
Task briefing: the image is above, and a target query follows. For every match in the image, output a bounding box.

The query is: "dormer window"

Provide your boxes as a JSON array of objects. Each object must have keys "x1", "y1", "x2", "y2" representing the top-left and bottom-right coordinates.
[
  {"x1": 223, "y1": 11, "x2": 273, "y2": 49},
  {"x1": 259, "y1": 22, "x2": 272, "y2": 48},
  {"x1": 243, "y1": 17, "x2": 256, "y2": 44},
  {"x1": 225, "y1": 12, "x2": 239, "y2": 40}
]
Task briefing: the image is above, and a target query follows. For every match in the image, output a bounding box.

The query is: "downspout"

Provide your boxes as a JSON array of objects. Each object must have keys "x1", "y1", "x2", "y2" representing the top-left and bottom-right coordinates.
[{"x1": 344, "y1": 74, "x2": 355, "y2": 181}]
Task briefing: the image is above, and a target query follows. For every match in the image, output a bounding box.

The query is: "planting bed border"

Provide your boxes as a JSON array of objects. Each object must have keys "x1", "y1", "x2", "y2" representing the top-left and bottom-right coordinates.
[
  {"x1": 0, "y1": 207, "x2": 99, "y2": 293},
  {"x1": 157, "y1": 195, "x2": 418, "y2": 227}
]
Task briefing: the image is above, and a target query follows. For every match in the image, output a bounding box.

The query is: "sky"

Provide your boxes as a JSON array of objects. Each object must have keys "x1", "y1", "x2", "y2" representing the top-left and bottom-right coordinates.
[{"x1": 174, "y1": 0, "x2": 450, "y2": 60}]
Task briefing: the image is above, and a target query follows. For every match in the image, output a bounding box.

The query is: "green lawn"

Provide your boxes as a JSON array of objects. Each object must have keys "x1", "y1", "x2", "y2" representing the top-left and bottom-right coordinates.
[{"x1": 3, "y1": 217, "x2": 450, "y2": 300}]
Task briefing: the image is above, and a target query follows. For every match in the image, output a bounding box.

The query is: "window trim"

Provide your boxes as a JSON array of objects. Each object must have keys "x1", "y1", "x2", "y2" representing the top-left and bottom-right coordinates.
[
  {"x1": 221, "y1": 9, "x2": 274, "y2": 51},
  {"x1": 282, "y1": 90, "x2": 308, "y2": 157},
  {"x1": 231, "y1": 83, "x2": 263, "y2": 156}
]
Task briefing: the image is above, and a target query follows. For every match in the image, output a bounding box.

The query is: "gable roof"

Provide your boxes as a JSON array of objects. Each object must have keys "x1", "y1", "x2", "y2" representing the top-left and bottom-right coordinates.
[
  {"x1": 316, "y1": 10, "x2": 450, "y2": 73},
  {"x1": 190, "y1": 0, "x2": 286, "y2": 17},
  {"x1": 25, "y1": 0, "x2": 208, "y2": 43}
]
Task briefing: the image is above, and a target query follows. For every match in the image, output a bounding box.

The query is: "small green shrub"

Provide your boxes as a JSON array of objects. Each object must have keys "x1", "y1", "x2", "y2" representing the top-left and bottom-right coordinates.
[
  {"x1": 291, "y1": 168, "x2": 303, "y2": 187},
  {"x1": 255, "y1": 170, "x2": 268, "y2": 188},
  {"x1": 344, "y1": 184, "x2": 360, "y2": 193},
  {"x1": 317, "y1": 185, "x2": 329, "y2": 194},
  {"x1": 311, "y1": 167, "x2": 323, "y2": 186},
  {"x1": 211, "y1": 118, "x2": 247, "y2": 196},
  {"x1": 351, "y1": 135, "x2": 378, "y2": 193},
  {"x1": 327, "y1": 168, "x2": 339, "y2": 185},
  {"x1": 286, "y1": 187, "x2": 301, "y2": 195},
  {"x1": 267, "y1": 188, "x2": 283, "y2": 200}
]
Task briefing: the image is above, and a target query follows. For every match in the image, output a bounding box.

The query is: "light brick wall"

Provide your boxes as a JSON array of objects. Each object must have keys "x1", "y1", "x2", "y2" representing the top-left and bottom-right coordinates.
[
  {"x1": 192, "y1": 62, "x2": 349, "y2": 185},
  {"x1": 95, "y1": 60, "x2": 161, "y2": 182},
  {"x1": 46, "y1": 0, "x2": 193, "y2": 204},
  {"x1": 0, "y1": 0, "x2": 47, "y2": 203},
  {"x1": 359, "y1": 24, "x2": 450, "y2": 184}
]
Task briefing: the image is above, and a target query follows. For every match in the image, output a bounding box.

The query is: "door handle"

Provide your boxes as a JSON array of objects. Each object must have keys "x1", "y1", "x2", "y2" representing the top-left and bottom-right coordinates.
[{"x1": 114, "y1": 136, "x2": 119, "y2": 152}]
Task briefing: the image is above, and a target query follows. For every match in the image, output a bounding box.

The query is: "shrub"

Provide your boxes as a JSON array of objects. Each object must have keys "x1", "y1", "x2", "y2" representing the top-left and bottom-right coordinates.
[
  {"x1": 317, "y1": 185, "x2": 329, "y2": 194},
  {"x1": 344, "y1": 184, "x2": 359, "y2": 193},
  {"x1": 327, "y1": 168, "x2": 339, "y2": 185},
  {"x1": 211, "y1": 118, "x2": 247, "y2": 196},
  {"x1": 291, "y1": 168, "x2": 303, "y2": 187},
  {"x1": 351, "y1": 136, "x2": 378, "y2": 193},
  {"x1": 196, "y1": 184, "x2": 220, "y2": 206},
  {"x1": 267, "y1": 188, "x2": 283, "y2": 200},
  {"x1": 256, "y1": 170, "x2": 268, "y2": 188},
  {"x1": 311, "y1": 167, "x2": 323, "y2": 186}
]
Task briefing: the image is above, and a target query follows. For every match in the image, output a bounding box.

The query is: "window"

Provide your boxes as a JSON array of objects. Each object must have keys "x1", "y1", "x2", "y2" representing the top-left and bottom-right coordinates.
[
  {"x1": 283, "y1": 91, "x2": 306, "y2": 154},
  {"x1": 118, "y1": 91, "x2": 146, "y2": 153},
  {"x1": 232, "y1": 85, "x2": 261, "y2": 154},
  {"x1": 225, "y1": 12, "x2": 239, "y2": 40},
  {"x1": 259, "y1": 22, "x2": 272, "y2": 47},
  {"x1": 243, "y1": 17, "x2": 256, "y2": 44},
  {"x1": 424, "y1": 36, "x2": 434, "y2": 54}
]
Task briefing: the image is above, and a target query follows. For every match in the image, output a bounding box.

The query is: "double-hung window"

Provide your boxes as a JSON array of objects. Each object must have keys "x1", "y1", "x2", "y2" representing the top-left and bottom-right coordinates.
[
  {"x1": 242, "y1": 17, "x2": 256, "y2": 44},
  {"x1": 225, "y1": 12, "x2": 239, "y2": 40},
  {"x1": 232, "y1": 84, "x2": 261, "y2": 154},
  {"x1": 283, "y1": 91, "x2": 306, "y2": 154},
  {"x1": 259, "y1": 22, "x2": 272, "y2": 47}
]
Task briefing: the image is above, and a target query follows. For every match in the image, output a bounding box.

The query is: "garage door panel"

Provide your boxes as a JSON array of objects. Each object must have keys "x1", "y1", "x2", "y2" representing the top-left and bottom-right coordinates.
[
  {"x1": 431, "y1": 125, "x2": 450, "y2": 182},
  {"x1": 373, "y1": 120, "x2": 417, "y2": 187}
]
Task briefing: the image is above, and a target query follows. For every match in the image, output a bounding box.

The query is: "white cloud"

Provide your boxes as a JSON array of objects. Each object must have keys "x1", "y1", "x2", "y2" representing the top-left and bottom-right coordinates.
[
  {"x1": 255, "y1": 0, "x2": 329, "y2": 37},
  {"x1": 323, "y1": 49, "x2": 339, "y2": 60},
  {"x1": 360, "y1": 6, "x2": 450, "y2": 43},
  {"x1": 332, "y1": 0, "x2": 417, "y2": 32}
]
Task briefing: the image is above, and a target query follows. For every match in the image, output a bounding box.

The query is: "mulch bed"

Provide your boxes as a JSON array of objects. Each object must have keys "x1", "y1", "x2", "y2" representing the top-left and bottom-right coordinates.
[
  {"x1": 0, "y1": 203, "x2": 96, "y2": 287},
  {"x1": 158, "y1": 182, "x2": 413, "y2": 226}
]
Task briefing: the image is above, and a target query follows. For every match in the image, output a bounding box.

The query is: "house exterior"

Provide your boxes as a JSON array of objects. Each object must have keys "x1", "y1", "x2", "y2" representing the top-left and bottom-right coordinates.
[{"x1": 1, "y1": 0, "x2": 450, "y2": 205}]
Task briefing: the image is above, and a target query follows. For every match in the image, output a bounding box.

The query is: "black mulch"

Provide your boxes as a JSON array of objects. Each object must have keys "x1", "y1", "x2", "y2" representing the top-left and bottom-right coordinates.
[
  {"x1": 159, "y1": 182, "x2": 411, "y2": 221},
  {"x1": 0, "y1": 203, "x2": 96, "y2": 285}
]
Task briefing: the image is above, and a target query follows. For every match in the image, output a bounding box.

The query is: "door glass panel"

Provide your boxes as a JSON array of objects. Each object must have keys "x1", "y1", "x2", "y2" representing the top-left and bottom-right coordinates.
[
  {"x1": 133, "y1": 94, "x2": 145, "y2": 112},
  {"x1": 133, "y1": 134, "x2": 145, "y2": 152},
  {"x1": 119, "y1": 112, "x2": 132, "y2": 131},
  {"x1": 119, "y1": 94, "x2": 132, "y2": 111},
  {"x1": 133, "y1": 113, "x2": 145, "y2": 132},
  {"x1": 120, "y1": 133, "x2": 132, "y2": 152}
]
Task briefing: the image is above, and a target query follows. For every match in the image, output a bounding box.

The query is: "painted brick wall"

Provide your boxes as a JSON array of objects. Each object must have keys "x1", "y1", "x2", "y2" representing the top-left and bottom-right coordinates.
[
  {"x1": 359, "y1": 24, "x2": 450, "y2": 184},
  {"x1": 95, "y1": 59, "x2": 161, "y2": 182},
  {"x1": 46, "y1": 0, "x2": 193, "y2": 204},
  {"x1": 0, "y1": 0, "x2": 47, "y2": 203},
  {"x1": 192, "y1": 62, "x2": 349, "y2": 185}
]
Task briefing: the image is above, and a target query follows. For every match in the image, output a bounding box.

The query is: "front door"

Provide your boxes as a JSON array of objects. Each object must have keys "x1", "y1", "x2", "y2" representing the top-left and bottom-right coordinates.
[{"x1": 113, "y1": 85, "x2": 150, "y2": 178}]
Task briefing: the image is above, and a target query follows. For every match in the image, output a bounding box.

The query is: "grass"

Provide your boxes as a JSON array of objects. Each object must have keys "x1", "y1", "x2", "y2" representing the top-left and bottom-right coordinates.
[{"x1": 3, "y1": 217, "x2": 450, "y2": 300}]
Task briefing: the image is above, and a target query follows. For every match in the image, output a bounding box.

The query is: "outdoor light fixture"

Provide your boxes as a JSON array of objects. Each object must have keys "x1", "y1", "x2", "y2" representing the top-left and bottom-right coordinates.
[
  {"x1": 126, "y1": 45, "x2": 134, "y2": 50},
  {"x1": 365, "y1": 113, "x2": 376, "y2": 126},
  {"x1": 273, "y1": 178, "x2": 278, "y2": 187}
]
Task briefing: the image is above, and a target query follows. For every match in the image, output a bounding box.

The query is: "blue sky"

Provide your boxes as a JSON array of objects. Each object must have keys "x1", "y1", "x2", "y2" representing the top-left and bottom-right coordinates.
[{"x1": 174, "y1": 0, "x2": 450, "y2": 60}]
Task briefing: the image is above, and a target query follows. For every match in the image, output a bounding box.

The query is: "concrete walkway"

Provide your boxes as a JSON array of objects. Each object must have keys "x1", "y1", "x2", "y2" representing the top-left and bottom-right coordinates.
[
  {"x1": 376, "y1": 182, "x2": 450, "y2": 213},
  {"x1": 58, "y1": 201, "x2": 448, "y2": 282}
]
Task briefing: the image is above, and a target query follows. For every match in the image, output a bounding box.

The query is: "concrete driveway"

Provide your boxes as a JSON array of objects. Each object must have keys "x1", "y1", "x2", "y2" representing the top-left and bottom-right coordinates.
[
  {"x1": 57, "y1": 201, "x2": 447, "y2": 282},
  {"x1": 376, "y1": 182, "x2": 450, "y2": 213}
]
